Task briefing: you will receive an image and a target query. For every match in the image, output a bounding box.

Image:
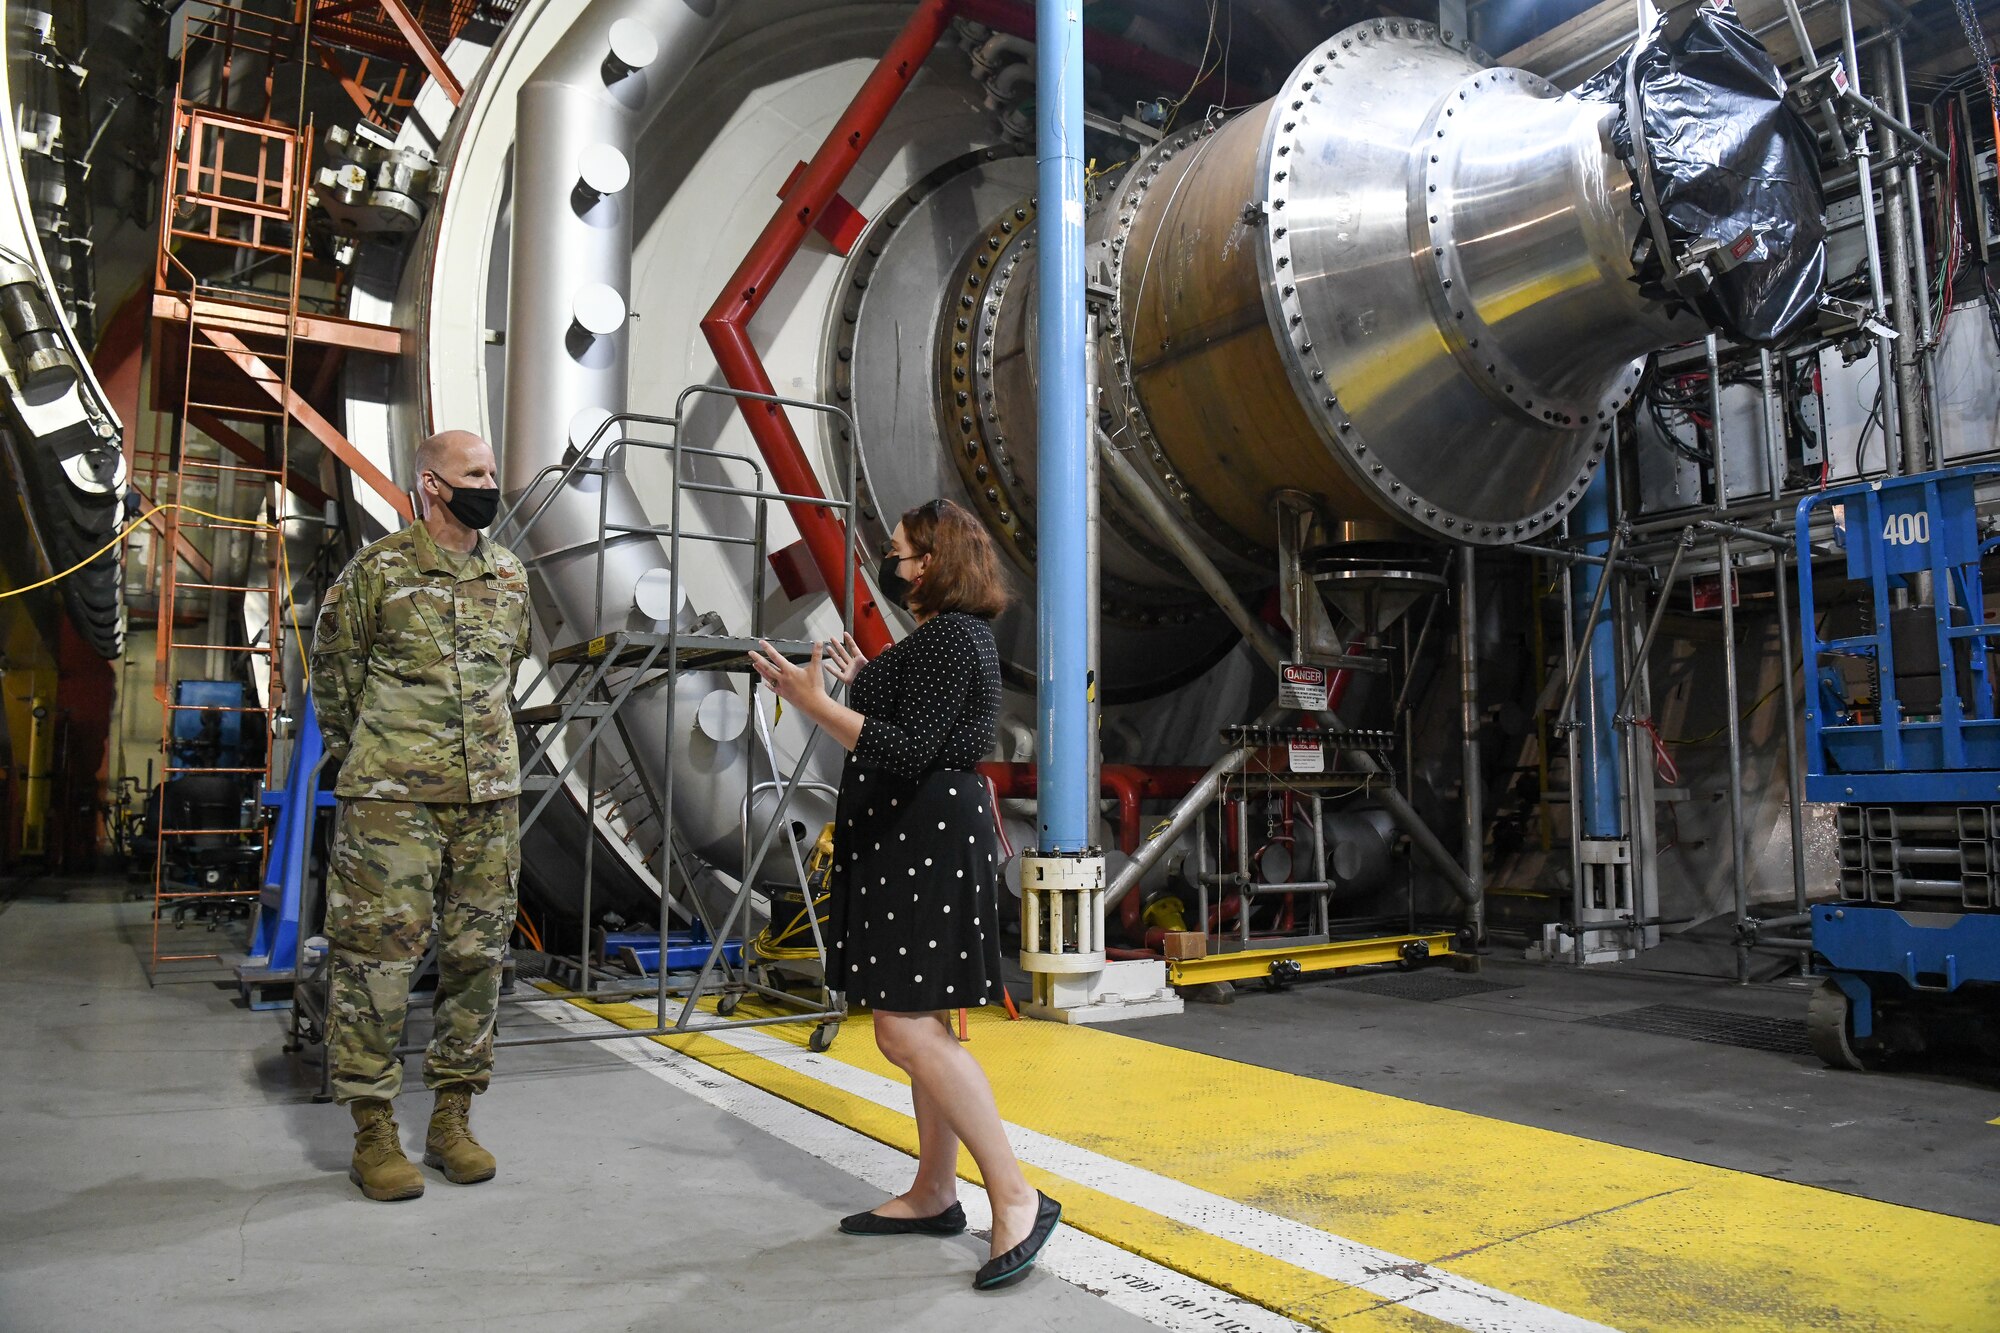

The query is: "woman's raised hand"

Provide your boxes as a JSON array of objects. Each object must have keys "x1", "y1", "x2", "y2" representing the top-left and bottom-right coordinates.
[
  {"x1": 748, "y1": 640, "x2": 828, "y2": 709},
  {"x1": 823, "y1": 632, "x2": 868, "y2": 686}
]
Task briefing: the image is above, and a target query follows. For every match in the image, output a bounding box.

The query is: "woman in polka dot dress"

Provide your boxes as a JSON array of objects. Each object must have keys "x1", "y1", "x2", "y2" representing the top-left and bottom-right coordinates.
[{"x1": 749, "y1": 498, "x2": 1061, "y2": 1290}]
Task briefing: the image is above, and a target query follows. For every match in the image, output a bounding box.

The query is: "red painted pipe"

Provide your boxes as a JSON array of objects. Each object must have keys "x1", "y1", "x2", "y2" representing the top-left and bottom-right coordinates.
[
  {"x1": 700, "y1": 0, "x2": 960, "y2": 656},
  {"x1": 1112, "y1": 766, "x2": 1208, "y2": 935},
  {"x1": 979, "y1": 762, "x2": 1206, "y2": 853},
  {"x1": 981, "y1": 761, "x2": 1208, "y2": 943},
  {"x1": 701, "y1": 326, "x2": 890, "y2": 651},
  {"x1": 1106, "y1": 773, "x2": 1143, "y2": 856}
]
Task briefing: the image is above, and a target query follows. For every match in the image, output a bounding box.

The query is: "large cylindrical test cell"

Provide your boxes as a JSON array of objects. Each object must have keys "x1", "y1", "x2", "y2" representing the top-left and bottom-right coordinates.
[
  {"x1": 951, "y1": 20, "x2": 1698, "y2": 568},
  {"x1": 419, "y1": 5, "x2": 1771, "y2": 939}
]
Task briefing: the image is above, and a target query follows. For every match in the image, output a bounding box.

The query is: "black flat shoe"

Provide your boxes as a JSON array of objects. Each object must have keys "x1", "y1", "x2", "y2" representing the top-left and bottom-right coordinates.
[
  {"x1": 839, "y1": 1201, "x2": 968, "y2": 1236},
  {"x1": 973, "y1": 1192, "x2": 1062, "y2": 1290}
]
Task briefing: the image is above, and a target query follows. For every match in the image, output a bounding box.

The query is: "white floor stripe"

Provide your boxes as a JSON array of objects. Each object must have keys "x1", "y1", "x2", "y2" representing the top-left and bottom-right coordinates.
[
  {"x1": 519, "y1": 1000, "x2": 1310, "y2": 1333},
  {"x1": 693, "y1": 1021, "x2": 1622, "y2": 1333}
]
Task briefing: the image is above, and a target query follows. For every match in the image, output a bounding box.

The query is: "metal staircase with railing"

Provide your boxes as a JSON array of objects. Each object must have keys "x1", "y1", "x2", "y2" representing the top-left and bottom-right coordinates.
[{"x1": 496, "y1": 395, "x2": 856, "y2": 1036}]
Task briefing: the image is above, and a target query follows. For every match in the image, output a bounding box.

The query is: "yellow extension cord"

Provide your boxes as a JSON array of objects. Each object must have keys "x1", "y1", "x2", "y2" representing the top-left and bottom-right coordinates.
[
  {"x1": 4, "y1": 500, "x2": 314, "y2": 682},
  {"x1": 0, "y1": 503, "x2": 263, "y2": 599},
  {"x1": 754, "y1": 822, "x2": 836, "y2": 961}
]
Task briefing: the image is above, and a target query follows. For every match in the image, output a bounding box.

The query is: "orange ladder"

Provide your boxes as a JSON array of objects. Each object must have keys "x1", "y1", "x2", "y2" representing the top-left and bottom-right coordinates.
[{"x1": 147, "y1": 6, "x2": 311, "y2": 973}]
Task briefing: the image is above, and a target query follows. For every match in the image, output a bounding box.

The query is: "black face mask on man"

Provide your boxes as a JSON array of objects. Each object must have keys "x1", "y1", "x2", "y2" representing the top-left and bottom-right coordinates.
[
  {"x1": 877, "y1": 552, "x2": 916, "y2": 609},
  {"x1": 431, "y1": 474, "x2": 500, "y2": 531}
]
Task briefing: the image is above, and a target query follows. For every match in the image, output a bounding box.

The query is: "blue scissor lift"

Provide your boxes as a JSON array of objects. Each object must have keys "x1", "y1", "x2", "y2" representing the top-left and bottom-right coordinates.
[{"x1": 1797, "y1": 465, "x2": 2000, "y2": 1068}]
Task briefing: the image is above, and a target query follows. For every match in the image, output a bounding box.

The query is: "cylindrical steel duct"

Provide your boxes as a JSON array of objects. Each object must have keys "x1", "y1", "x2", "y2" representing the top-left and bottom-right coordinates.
[
  {"x1": 501, "y1": 0, "x2": 748, "y2": 868},
  {"x1": 959, "y1": 20, "x2": 1699, "y2": 561},
  {"x1": 504, "y1": 0, "x2": 730, "y2": 611}
]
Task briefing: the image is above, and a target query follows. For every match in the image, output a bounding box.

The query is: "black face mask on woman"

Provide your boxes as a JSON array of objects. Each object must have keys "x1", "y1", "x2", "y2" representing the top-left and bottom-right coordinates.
[
  {"x1": 877, "y1": 552, "x2": 915, "y2": 609},
  {"x1": 433, "y1": 475, "x2": 500, "y2": 531}
]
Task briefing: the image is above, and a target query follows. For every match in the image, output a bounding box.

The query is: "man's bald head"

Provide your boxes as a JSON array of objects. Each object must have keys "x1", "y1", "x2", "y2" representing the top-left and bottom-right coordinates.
[
  {"x1": 416, "y1": 430, "x2": 491, "y2": 482},
  {"x1": 415, "y1": 430, "x2": 500, "y2": 539}
]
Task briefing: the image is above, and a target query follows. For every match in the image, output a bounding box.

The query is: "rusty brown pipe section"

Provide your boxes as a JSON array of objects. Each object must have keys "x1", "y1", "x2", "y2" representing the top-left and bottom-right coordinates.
[{"x1": 1110, "y1": 111, "x2": 1385, "y2": 552}]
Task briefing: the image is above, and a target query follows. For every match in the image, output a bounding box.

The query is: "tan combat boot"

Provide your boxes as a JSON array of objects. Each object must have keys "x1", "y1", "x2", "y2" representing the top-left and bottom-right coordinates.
[
  {"x1": 348, "y1": 1099, "x2": 424, "y2": 1201},
  {"x1": 424, "y1": 1086, "x2": 497, "y2": 1184}
]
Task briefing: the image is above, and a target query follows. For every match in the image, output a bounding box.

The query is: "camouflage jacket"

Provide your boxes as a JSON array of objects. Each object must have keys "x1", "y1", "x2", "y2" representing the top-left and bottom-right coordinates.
[{"x1": 310, "y1": 522, "x2": 531, "y2": 802}]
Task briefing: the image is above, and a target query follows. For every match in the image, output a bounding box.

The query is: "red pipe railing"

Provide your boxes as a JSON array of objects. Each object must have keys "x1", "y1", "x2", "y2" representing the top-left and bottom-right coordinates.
[
  {"x1": 699, "y1": 0, "x2": 960, "y2": 656},
  {"x1": 978, "y1": 761, "x2": 1207, "y2": 852}
]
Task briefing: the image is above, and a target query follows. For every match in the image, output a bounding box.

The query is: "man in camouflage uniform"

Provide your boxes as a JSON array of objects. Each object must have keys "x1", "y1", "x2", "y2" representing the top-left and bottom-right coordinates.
[{"x1": 310, "y1": 429, "x2": 531, "y2": 1201}]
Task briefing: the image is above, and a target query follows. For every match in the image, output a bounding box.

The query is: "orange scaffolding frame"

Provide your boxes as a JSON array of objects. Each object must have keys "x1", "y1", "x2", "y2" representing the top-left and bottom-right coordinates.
[
  {"x1": 147, "y1": 4, "x2": 311, "y2": 972},
  {"x1": 144, "y1": 0, "x2": 453, "y2": 974}
]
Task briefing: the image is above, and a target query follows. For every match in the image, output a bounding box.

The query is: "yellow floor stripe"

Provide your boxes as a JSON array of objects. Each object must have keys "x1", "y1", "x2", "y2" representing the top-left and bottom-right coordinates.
[
  {"x1": 560, "y1": 993, "x2": 2000, "y2": 1332},
  {"x1": 556, "y1": 996, "x2": 1430, "y2": 1331}
]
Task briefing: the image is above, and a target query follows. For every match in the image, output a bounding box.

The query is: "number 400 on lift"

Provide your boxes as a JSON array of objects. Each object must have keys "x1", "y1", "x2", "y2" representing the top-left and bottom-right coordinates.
[{"x1": 1882, "y1": 511, "x2": 1931, "y2": 546}]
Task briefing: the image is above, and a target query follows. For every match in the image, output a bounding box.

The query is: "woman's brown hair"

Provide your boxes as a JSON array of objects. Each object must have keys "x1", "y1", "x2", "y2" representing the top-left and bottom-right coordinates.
[{"x1": 903, "y1": 498, "x2": 1010, "y2": 620}]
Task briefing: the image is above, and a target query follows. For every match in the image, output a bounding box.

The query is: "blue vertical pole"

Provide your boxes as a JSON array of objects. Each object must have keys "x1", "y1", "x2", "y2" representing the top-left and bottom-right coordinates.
[
  {"x1": 251, "y1": 692, "x2": 326, "y2": 968},
  {"x1": 1574, "y1": 468, "x2": 1626, "y2": 837},
  {"x1": 1035, "y1": 0, "x2": 1089, "y2": 854}
]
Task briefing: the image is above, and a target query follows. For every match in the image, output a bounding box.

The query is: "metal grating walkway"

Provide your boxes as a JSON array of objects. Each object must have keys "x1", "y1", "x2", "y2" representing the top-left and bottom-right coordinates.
[{"x1": 1579, "y1": 1003, "x2": 1814, "y2": 1056}]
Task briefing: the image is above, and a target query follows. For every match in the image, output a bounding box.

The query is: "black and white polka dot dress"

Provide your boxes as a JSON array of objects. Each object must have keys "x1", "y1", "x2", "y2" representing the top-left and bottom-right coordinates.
[{"x1": 828, "y1": 611, "x2": 1003, "y2": 1013}]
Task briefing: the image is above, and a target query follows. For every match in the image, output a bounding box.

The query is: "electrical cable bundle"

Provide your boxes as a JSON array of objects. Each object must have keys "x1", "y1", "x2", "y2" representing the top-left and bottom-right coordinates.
[{"x1": 1642, "y1": 359, "x2": 1716, "y2": 466}]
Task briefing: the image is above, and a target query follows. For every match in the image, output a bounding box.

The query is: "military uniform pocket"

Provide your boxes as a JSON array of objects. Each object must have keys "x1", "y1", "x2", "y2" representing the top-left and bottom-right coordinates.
[
  {"x1": 380, "y1": 587, "x2": 453, "y2": 674},
  {"x1": 463, "y1": 576, "x2": 529, "y2": 664},
  {"x1": 495, "y1": 579, "x2": 529, "y2": 649}
]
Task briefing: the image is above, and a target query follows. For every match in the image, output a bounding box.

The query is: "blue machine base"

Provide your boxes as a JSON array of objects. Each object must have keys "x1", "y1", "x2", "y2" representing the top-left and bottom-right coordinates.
[
  {"x1": 1805, "y1": 769, "x2": 2000, "y2": 804},
  {"x1": 601, "y1": 929, "x2": 746, "y2": 976},
  {"x1": 1812, "y1": 903, "x2": 2000, "y2": 998}
]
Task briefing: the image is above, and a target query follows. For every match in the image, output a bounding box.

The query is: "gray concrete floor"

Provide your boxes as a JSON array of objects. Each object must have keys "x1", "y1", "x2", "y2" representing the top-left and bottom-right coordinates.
[
  {"x1": 0, "y1": 877, "x2": 1153, "y2": 1333},
  {"x1": 1122, "y1": 952, "x2": 2000, "y2": 1224}
]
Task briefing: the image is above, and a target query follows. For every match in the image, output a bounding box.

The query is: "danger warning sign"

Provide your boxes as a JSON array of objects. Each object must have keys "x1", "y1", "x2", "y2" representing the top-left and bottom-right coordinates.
[{"x1": 1278, "y1": 662, "x2": 1329, "y2": 712}]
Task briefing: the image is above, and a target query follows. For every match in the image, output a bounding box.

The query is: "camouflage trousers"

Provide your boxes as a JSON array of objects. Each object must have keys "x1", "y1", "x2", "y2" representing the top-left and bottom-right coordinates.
[{"x1": 324, "y1": 797, "x2": 519, "y2": 1104}]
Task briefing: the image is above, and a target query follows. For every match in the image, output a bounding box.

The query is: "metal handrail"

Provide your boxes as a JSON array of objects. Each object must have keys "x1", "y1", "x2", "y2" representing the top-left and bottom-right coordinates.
[
  {"x1": 1796, "y1": 462, "x2": 2000, "y2": 790},
  {"x1": 491, "y1": 383, "x2": 860, "y2": 1050},
  {"x1": 659, "y1": 384, "x2": 858, "y2": 1026}
]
